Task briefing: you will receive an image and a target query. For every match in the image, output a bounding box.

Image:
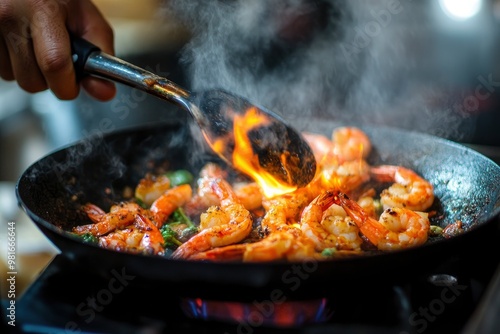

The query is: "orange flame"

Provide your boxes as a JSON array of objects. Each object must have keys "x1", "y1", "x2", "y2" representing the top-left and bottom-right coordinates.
[{"x1": 232, "y1": 107, "x2": 297, "y2": 198}]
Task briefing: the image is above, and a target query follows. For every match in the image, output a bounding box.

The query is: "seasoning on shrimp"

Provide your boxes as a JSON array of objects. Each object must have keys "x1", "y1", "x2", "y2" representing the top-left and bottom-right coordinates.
[
  {"x1": 171, "y1": 178, "x2": 253, "y2": 260},
  {"x1": 333, "y1": 191, "x2": 430, "y2": 251}
]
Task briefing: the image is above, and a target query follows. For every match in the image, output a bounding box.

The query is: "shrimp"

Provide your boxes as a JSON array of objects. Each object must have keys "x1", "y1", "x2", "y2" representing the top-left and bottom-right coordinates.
[
  {"x1": 371, "y1": 165, "x2": 434, "y2": 211},
  {"x1": 81, "y1": 203, "x2": 106, "y2": 223},
  {"x1": 331, "y1": 126, "x2": 371, "y2": 162},
  {"x1": 321, "y1": 159, "x2": 370, "y2": 194},
  {"x1": 171, "y1": 178, "x2": 253, "y2": 260},
  {"x1": 300, "y1": 191, "x2": 363, "y2": 252},
  {"x1": 134, "y1": 174, "x2": 171, "y2": 207},
  {"x1": 243, "y1": 230, "x2": 316, "y2": 262},
  {"x1": 150, "y1": 184, "x2": 193, "y2": 227},
  {"x1": 134, "y1": 213, "x2": 165, "y2": 255},
  {"x1": 183, "y1": 163, "x2": 230, "y2": 215},
  {"x1": 303, "y1": 127, "x2": 371, "y2": 165},
  {"x1": 321, "y1": 207, "x2": 363, "y2": 251},
  {"x1": 304, "y1": 127, "x2": 371, "y2": 194},
  {"x1": 334, "y1": 191, "x2": 430, "y2": 251},
  {"x1": 300, "y1": 191, "x2": 336, "y2": 250},
  {"x1": 233, "y1": 181, "x2": 263, "y2": 211},
  {"x1": 260, "y1": 187, "x2": 313, "y2": 233},
  {"x1": 189, "y1": 187, "x2": 324, "y2": 262},
  {"x1": 190, "y1": 229, "x2": 318, "y2": 262},
  {"x1": 196, "y1": 178, "x2": 263, "y2": 212},
  {"x1": 73, "y1": 202, "x2": 141, "y2": 236},
  {"x1": 98, "y1": 226, "x2": 145, "y2": 253},
  {"x1": 189, "y1": 243, "x2": 248, "y2": 261},
  {"x1": 98, "y1": 213, "x2": 165, "y2": 255},
  {"x1": 357, "y1": 195, "x2": 379, "y2": 220},
  {"x1": 302, "y1": 132, "x2": 337, "y2": 164}
]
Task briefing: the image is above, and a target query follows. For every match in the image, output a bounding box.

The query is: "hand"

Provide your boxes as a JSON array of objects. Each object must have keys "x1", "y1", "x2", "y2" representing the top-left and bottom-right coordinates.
[{"x1": 0, "y1": 0, "x2": 116, "y2": 101}]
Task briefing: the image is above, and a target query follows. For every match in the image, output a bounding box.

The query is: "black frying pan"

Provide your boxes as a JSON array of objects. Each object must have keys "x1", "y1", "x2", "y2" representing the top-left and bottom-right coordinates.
[{"x1": 16, "y1": 119, "x2": 500, "y2": 300}]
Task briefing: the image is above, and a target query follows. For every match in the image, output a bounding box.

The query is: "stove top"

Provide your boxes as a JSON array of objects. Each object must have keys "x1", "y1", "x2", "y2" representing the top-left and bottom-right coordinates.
[{"x1": 5, "y1": 224, "x2": 500, "y2": 334}]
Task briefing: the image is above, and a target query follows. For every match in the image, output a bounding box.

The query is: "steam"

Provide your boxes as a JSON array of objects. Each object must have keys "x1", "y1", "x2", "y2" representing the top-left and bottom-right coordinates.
[{"x1": 165, "y1": 0, "x2": 475, "y2": 141}]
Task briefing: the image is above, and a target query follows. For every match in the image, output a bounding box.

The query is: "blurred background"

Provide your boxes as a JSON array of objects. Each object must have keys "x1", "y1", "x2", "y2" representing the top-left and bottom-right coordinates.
[{"x1": 1, "y1": 0, "x2": 500, "y2": 296}]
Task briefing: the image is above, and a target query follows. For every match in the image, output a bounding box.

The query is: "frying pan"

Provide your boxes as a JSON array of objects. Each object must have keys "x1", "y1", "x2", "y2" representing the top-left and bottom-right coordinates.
[{"x1": 16, "y1": 118, "x2": 500, "y2": 300}]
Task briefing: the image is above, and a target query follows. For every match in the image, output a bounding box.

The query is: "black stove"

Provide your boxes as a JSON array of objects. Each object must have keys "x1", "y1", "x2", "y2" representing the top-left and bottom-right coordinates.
[{"x1": 4, "y1": 219, "x2": 499, "y2": 334}]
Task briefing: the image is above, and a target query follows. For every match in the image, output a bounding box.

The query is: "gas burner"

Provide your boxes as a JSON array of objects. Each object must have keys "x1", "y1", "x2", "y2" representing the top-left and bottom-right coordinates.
[{"x1": 181, "y1": 297, "x2": 331, "y2": 327}]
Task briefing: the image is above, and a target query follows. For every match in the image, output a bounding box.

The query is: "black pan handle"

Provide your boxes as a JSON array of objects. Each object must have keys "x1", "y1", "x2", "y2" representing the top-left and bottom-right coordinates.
[{"x1": 70, "y1": 35, "x2": 101, "y2": 81}]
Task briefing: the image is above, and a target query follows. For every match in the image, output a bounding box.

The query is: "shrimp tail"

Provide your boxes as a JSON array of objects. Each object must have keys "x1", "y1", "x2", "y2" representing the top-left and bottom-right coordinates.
[
  {"x1": 82, "y1": 203, "x2": 106, "y2": 223},
  {"x1": 189, "y1": 244, "x2": 247, "y2": 261},
  {"x1": 314, "y1": 190, "x2": 338, "y2": 210},
  {"x1": 332, "y1": 191, "x2": 385, "y2": 245},
  {"x1": 135, "y1": 213, "x2": 165, "y2": 255},
  {"x1": 370, "y1": 165, "x2": 397, "y2": 183}
]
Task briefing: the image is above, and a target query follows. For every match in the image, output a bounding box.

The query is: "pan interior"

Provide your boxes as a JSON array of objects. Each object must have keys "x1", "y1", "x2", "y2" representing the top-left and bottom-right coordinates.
[{"x1": 16, "y1": 119, "x2": 500, "y2": 257}]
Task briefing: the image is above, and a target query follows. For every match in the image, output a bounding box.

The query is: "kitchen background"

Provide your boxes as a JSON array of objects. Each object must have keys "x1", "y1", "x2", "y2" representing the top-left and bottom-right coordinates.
[{"x1": 1, "y1": 0, "x2": 500, "y2": 298}]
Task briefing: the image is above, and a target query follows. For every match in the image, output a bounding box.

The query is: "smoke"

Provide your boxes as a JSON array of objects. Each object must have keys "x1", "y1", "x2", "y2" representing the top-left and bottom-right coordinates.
[{"x1": 165, "y1": 0, "x2": 475, "y2": 140}]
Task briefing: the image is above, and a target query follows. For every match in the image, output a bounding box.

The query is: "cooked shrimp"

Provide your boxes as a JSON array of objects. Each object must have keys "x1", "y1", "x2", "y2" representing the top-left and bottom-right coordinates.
[
  {"x1": 303, "y1": 127, "x2": 371, "y2": 164},
  {"x1": 150, "y1": 184, "x2": 192, "y2": 227},
  {"x1": 196, "y1": 163, "x2": 226, "y2": 203},
  {"x1": 189, "y1": 243, "x2": 248, "y2": 261},
  {"x1": 199, "y1": 162, "x2": 228, "y2": 179},
  {"x1": 183, "y1": 163, "x2": 229, "y2": 214},
  {"x1": 171, "y1": 178, "x2": 253, "y2": 260},
  {"x1": 73, "y1": 202, "x2": 141, "y2": 236},
  {"x1": 302, "y1": 132, "x2": 337, "y2": 164},
  {"x1": 300, "y1": 191, "x2": 362, "y2": 251},
  {"x1": 303, "y1": 129, "x2": 371, "y2": 194},
  {"x1": 190, "y1": 178, "x2": 263, "y2": 212},
  {"x1": 193, "y1": 187, "x2": 315, "y2": 262},
  {"x1": 300, "y1": 191, "x2": 336, "y2": 250},
  {"x1": 233, "y1": 181, "x2": 263, "y2": 211},
  {"x1": 194, "y1": 231, "x2": 296, "y2": 262},
  {"x1": 321, "y1": 207, "x2": 363, "y2": 251},
  {"x1": 81, "y1": 203, "x2": 106, "y2": 223},
  {"x1": 321, "y1": 159, "x2": 371, "y2": 194},
  {"x1": 357, "y1": 195, "x2": 379, "y2": 220},
  {"x1": 191, "y1": 229, "x2": 318, "y2": 262},
  {"x1": 371, "y1": 165, "x2": 434, "y2": 211},
  {"x1": 331, "y1": 126, "x2": 371, "y2": 162},
  {"x1": 134, "y1": 174, "x2": 171, "y2": 207},
  {"x1": 334, "y1": 191, "x2": 430, "y2": 251},
  {"x1": 243, "y1": 230, "x2": 312, "y2": 262},
  {"x1": 261, "y1": 187, "x2": 313, "y2": 233},
  {"x1": 134, "y1": 213, "x2": 165, "y2": 255},
  {"x1": 99, "y1": 226, "x2": 144, "y2": 253},
  {"x1": 98, "y1": 213, "x2": 164, "y2": 255}
]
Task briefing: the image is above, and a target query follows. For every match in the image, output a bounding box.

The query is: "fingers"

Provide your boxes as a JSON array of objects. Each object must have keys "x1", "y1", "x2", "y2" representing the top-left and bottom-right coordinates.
[
  {"x1": 0, "y1": 0, "x2": 116, "y2": 101},
  {"x1": 30, "y1": 2, "x2": 78, "y2": 99},
  {"x1": 81, "y1": 76, "x2": 116, "y2": 102},
  {"x1": 0, "y1": 36, "x2": 14, "y2": 81},
  {"x1": 0, "y1": 2, "x2": 16, "y2": 81},
  {"x1": 71, "y1": 0, "x2": 115, "y2": 55},
  {"x1": 0, "y1": 1, "x2": 48, "y2": 92},
  {"x1": 8, "y1": 31, "x2": 48, "y2": 94},
  {"x1": 68, "y1": 0, "x2": 116, "y2": 101}
]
